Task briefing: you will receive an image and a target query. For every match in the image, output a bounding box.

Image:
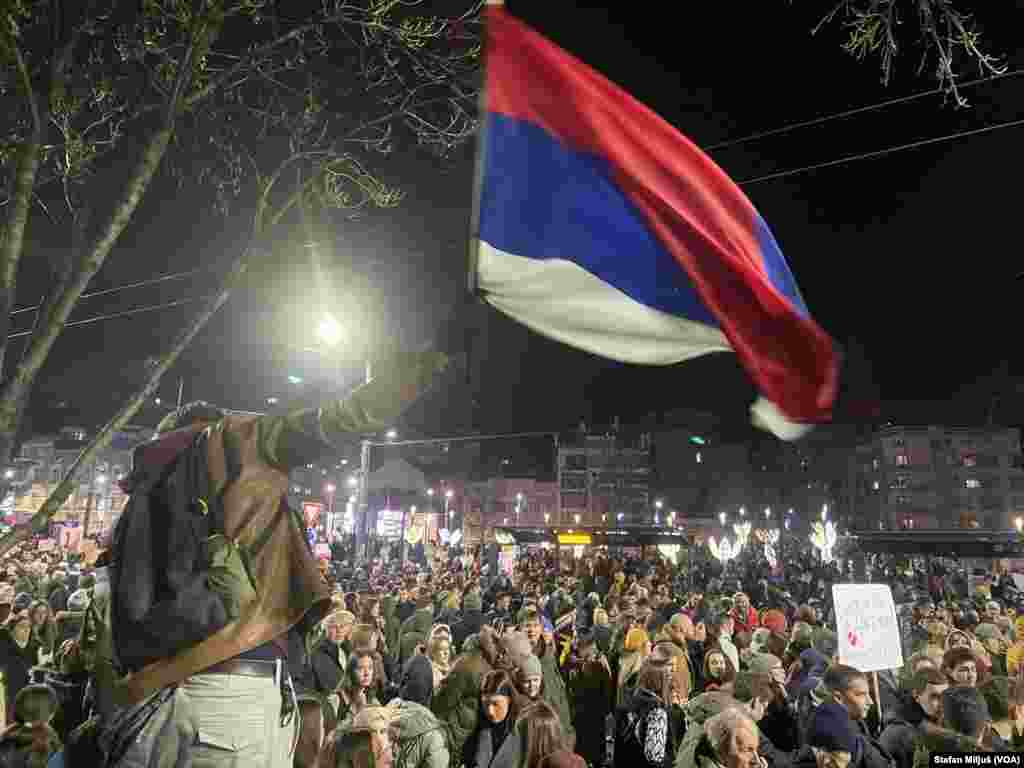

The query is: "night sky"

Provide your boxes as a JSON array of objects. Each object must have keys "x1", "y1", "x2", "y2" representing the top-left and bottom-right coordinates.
[{"x1": 14, "y1": 1, "x2": 1024, "y2": 444}]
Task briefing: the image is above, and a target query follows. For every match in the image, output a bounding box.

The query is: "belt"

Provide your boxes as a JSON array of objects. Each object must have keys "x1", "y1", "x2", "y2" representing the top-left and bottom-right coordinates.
[{"x1": 201, "y1": 659, "x2": 280, "y2": 678}]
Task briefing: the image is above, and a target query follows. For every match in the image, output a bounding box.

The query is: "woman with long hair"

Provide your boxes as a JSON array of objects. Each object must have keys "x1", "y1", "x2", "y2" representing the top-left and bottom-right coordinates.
[
  {"x1": 615, "y1": 658, "x2": 677, "y2": 768},
  {"x1": 463, "y1": 669, "x2": 522, "y2": 768},
  {"x1": 617, "y1": 628, "x2": 651, "y2": 707},
  {"x1": 27, "y1": 602, "x2": 55, "y2": 665},
  {"x1": 699, "y1": 649, "x2": 736, "y2": 694},
  {"x1": 338, "y1": 649, "x2": 383, "y2": 725},
  {"x1": 427, "y1": 634, "x2": 453, "y2": 692},
  {"x1": 520, "y1": 700, "x2": 568, "y2": 768}
]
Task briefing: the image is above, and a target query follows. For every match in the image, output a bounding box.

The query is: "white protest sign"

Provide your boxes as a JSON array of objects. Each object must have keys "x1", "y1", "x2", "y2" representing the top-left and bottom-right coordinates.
[{"x1": 832, "y1": 583, "x2": 904, "y2": 673}]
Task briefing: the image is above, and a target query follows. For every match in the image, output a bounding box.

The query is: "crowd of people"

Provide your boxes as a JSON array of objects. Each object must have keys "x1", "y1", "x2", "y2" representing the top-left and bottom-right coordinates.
[
  {"x1": 0, "y1": 532, "x2": 1023, "y2": 768},
  {"x1": 1, "y1": 357, "x2": 1023, "y2": 768}
]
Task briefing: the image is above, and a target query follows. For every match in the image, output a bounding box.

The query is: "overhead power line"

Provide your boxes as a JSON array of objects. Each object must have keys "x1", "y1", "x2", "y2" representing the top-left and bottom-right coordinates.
[
  {"x1": 738, "y1": 115, "x2": 1024, "y2": 186},
  {"x1": 10, "y1": 267, "x2": 210, "y2": 317},
  {"x1": 6, "y1": 295, "x2": 213, "y2": 340},
  {"x1": 705, "y1": 68, "x2": 1024, "y2": 152}
]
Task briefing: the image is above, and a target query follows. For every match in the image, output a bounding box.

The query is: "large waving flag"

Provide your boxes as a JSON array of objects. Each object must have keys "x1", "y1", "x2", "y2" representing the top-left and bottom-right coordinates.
[{"x1": 472, "y1": 3, "x2": 839, "y2": 439}]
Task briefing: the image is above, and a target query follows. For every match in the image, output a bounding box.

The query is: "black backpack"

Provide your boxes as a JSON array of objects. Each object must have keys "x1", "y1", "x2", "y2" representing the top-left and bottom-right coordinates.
[{"x1": 108, "y1": 427, "x2": 246, "y2": 674}]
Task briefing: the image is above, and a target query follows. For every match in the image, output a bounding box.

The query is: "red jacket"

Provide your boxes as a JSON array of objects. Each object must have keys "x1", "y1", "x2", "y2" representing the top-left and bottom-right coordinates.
[{"x1": 732, "y1": 605, "x2": 760, "y2": 635}]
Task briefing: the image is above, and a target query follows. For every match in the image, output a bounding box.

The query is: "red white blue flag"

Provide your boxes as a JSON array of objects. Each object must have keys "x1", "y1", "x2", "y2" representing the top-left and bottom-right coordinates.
[{"x1": 473, "y1": 4, "x2": 839, "y2": 439}]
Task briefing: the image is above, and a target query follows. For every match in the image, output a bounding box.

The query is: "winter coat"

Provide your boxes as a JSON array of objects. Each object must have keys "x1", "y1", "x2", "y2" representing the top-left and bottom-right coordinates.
[
  {"x1": 431, "y1": 632, "x2": 499, "y2": 760},
  {"x1": 390, "y1": 699, "x2": 450, "y2": 768},
  {"x1": 0, "y1": 723, "x2": 61, "y2": 768},
  {"x1": 759, "y1": 695, "x2": 800, "y2": 753},
  {"x1": 616, "y1": 687, "x2": 675, "y2": 768},
  {"x1": 0, "y1": 630, "x2": 39, "y2": 723},
  {"x1": 309, "y1": 636, "x2": 347, "y2": 695},
  {"x1": 732, "y1": 605, "x2": 760, "y2": 636},
  {"x1": 464, "y1": 713, "x2": 520, "y2": 768},
  {"x1": 399, "y1": 609, "x2": 434, "y2": 668},
  {"x1": 536, "y1": 637, "x2": 576, "y2": 747},
  {"x1": 566, "y1": 656, "x2": 614, "y2": 766},
  {"x1": 879, "y1": 698, "x2": 929, "y2": 768}
]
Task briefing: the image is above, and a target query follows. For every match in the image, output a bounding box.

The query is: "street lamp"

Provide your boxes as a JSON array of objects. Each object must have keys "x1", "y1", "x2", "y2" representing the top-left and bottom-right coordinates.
[
  {"x1": 544, "y1": 513, "x2": 550, "y2": 524},
  {"x1": 1016, "y1": 517, "x2": 1023, "y2": 533},
  {"x1": 739, "y1": 507, "x2": 746, "y2": 517},
  {"x1": 444, "y1": 489, "x2": 454, "y2": 529},
  {"x1": 385, "y1": 429, "x2": 397, "y2": 440},
  {"x1": 719, "y1": 511, "x2": 727, "y2": 526},
  {"x1": 516, "y1": 492, "x2": 524, "y2": 524},
  {"x1": 316, "y1": 314, "x2": 343, "y2": 346},
  {"x1": 347, "y1": 476, "x2": 358, "y2": 488},
  {"x1": 764, "y1": 507, "x2": 771, "y2": 520},
  {"x1": 822, "y1": 504, "x2": 828, "y2": 521},
  {"x1": 324, "y1": 484, "x2": 336, "y2": 536},
  {"x1": 574, "y1": 513, "x2": 581, "y2": 525},
  {"x1": 3, "y1": 470, "x2": 12, "y2": 479}
]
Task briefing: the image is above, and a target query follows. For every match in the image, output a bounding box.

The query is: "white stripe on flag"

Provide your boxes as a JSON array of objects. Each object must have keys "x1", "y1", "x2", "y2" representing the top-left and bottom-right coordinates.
[{"x1": 477, "y1": 241, "x2": 730, "y2": 366}]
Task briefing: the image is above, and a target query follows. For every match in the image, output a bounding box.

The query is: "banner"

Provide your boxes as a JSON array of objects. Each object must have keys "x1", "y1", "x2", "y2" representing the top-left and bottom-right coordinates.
[{"x1": 833, "y1": 583, "x2": 903, "y2": 673}]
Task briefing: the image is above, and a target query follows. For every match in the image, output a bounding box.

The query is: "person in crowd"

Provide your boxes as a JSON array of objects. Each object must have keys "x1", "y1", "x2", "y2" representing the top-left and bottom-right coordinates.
[
  {"x1": 618, "y1": 627, "x2": 652, "y2": 706},
  {"x1": 731, "y1": 594, "x2": 759, "y2": 637},
  {"x1": 427, "y1": 633, "x2": 453, "y2": 693},
  {"x1": 520, "y1": 701, "x2": 569, "y2": 768},
  {"x1": 337, "y1": 649, "x2": 383, "y2": 725},
  {"x1": 879, "y1": 668, "x2": 948, "y2": 768},
  {"x1": 705, "y1": 613, "x2": 740, "y2": 675},
  {"x1": 681, "y1": 707, "x2": 761, "y2": 768},
  {"x1": 615, "y1": 654, "x2": 678, "y2": 768},
  {"x1": 463, "y1": 669, "x2": 522, "y2": 768},
  {"x1": 27, "y1": 601, "x2": 55, "y2": 666},
  {"x1": 942, "y1": 647, "x2": 983, "y2": 688},
  {"x1": 521, "y1": 608, "x2": 575, "y2": 746},
  {"x1": 310, "y1": 610, "x2": 357, "y2": 714},
  {"x1": 700, "y1": 649, "x2": 736, "y2": 695},
  {"x1": 565, "y1": 631, "x2": 613, "y2": 767},
  {"x1": 398, "y1": 589, "x2": 436, "y2": 669},
  {"x1": 747, "y1": 652, "x2": 798, "y2": 753},
  {"x1": 455, "y1": 591, "x2": 485, "y2": 652},
  {"x1": 0, "y1": 608, "x2": 39, "y2": 723},
  {"x1": 0, "y1": 684, "x2": 62, "y2": 768}
]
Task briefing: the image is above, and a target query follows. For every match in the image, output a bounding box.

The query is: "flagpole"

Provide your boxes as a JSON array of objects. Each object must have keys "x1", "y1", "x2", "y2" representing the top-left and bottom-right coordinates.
[{"x1": 466, "y1": 0, "x2": 502, "y2": 298}]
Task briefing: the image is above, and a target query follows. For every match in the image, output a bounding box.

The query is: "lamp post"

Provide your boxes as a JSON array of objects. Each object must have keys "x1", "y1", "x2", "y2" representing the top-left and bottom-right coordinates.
[
  {"x1": 516, "y1": 492, "x2": 524, "y2": 524},
  {"x1": 719, "y1": 511, "x2": 727, "y2": 526},
  {"x1": 324, "y1": 483, "x2": 336, "y2": 539},
  {"x1": 445, "y1": 489, "x2": 454, "y2": 532},
  {"x1": 655, "y1": 499, "x2": 663, "y2": 525}
]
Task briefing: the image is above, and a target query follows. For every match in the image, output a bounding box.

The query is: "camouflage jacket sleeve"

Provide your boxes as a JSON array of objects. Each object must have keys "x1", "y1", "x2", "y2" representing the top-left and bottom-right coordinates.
[{"x1": 256, "y1": 351, "x2": 448, "y2": 471}]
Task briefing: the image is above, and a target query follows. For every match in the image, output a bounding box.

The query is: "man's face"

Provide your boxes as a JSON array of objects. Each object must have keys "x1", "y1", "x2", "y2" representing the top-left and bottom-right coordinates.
[
  {"x1": 837, "y1": 677, "x2": 873, "y2": 721},
  {"x1": 735, "y1": 595, "x2": 749, "y2": 613},
  {"x1": 723, "y1": 725, "x2": 760, "y2": 768},
  {"x1": 914, "y1": 682, "x2": 948, "y2": 722},
  {"x1": 521, "y1": 675, "x2": 542, "y2": 698},
  {"x1": 951, "y1": 660, "x2": 977, "y2": 687},
  {"x1": 356, "y1": 655, "x2": 375, "y2": 689},
  {"x1": 524, "y1": 619, "x2": 542, "y2": 644},
  {"x1": 497, "y1": 597, "x2": 510, "y2": 611}
]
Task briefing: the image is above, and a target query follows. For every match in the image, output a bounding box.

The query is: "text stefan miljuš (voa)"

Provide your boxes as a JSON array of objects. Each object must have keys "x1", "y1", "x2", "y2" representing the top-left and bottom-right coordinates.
[{"x1": 931, "y1": 754, "x2": 1024, "y2": 766}]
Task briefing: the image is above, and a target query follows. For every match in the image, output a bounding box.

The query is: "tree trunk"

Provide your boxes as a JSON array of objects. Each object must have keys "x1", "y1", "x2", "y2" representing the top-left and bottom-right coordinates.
[
  {"x1": 0, "y1": 125, "x2": 174, "y2": 480},
  {"x1": 0, "y1": 255, "x2": 248, "y2": 559}
]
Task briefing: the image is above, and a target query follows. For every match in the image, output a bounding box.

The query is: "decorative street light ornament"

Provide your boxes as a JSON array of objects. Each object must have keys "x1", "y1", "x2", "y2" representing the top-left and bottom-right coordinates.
[
  {"x1": 733, "y1": 521, "x2": 752, "y2": 548},
  {"x1": 763, "y1": 528, "x2": 780, "y2": 569},
  {"x1": 709, "y1": 536, "x2": 739, "y2": 563},
  {"x1": 811, "y1": 520, "x2": 837, "y2": 563}
]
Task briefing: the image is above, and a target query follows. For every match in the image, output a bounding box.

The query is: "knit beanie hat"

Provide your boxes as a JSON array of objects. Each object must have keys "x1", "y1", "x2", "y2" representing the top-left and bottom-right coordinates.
[
  {"x1": 943, "y1": 686, "x2": 991, "y2": 737},
  {"x1": 761, "y1": 609, "x2": 787, "y2": 635},
  {"x1": 463, "y1": 591, "x2": 483, "y2": 612},
  {"x1": 974, "y1": 623, "x2": 1002, "y2": 642},
  {"x1": 806, "y1": 702, "x2": 860, "y2": 754},
  {"x1": 519, "y1": 654, "x2": 543, "y2": 680}
]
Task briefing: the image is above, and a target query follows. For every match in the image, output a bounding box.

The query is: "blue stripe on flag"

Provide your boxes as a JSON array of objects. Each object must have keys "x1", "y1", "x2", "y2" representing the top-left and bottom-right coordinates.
[
  {"x1": 754, "y1": 216, "x2": 810, "y2": 319},
  {"x1": 479, "y1": 113, "x2": 718, "y2": 328}
]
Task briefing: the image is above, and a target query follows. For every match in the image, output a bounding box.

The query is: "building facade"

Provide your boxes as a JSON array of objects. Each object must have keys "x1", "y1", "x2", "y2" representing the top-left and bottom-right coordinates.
[
  {"x1": 10, "y1": 425, "x2": 154, "y2": 534},
  {"x1": 464, "y1": 478, "x2": 558, "y2": 545},
  {"x1": 558, "y1": 427, "x2": 652, "y2": 525},
  {"x1": 850, "y1": 425, "x2": 1024, "y2": 530}
]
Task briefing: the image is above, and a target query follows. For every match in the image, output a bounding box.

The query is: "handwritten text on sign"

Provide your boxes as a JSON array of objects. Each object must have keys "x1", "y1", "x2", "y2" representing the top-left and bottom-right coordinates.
[{"x1": 832, "y1": 583, "x2": 904, "y2": 673}]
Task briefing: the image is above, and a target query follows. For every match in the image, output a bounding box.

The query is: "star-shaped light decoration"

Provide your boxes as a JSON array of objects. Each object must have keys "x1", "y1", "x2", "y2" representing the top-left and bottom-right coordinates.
[
  {"x1": 810, "y1": 520, "x2": 837, "y2": 563},
  {"x1": 733, "y1": 521, "x2": 752, "y2": 549},
  {"x1": 708, "y1": 536, "x2": 739, "y2": 563}
]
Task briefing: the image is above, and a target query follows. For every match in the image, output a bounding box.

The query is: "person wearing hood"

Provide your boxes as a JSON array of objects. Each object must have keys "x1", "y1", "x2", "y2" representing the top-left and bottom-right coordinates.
[
  {"x1": 615, "y1": 655, "x2": 679, "y2": 768},
  {"x1": 397, "y1": 589, "x2": 435, "y2": 669},
  {"x1": 454, "y1": 591, "x2": 485, "y2": 653},
  {"x1": 0, "y1": 684, "x2": 61, "y2": 768},
  {"x1": 878, "y1": 668, "x2": 947, "y2": 768},
  {"x1": 431, "y1": 626, "x2": 510, "y2": 764}
]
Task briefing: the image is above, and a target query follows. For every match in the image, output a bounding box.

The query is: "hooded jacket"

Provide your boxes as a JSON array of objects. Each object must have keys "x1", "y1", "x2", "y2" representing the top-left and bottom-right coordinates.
[
  {"x1": 399, "y1": 609, "x2": 435, "y2": 668},
  {"x1": 390, "y1": 699, "x2": 450, "y2": 768},
  {"x1": 431, "y1": 627, "x2": 502, "y2": 758},
  {"x1": 111, "y1": 351, "x2": 444, "y2": 709}
]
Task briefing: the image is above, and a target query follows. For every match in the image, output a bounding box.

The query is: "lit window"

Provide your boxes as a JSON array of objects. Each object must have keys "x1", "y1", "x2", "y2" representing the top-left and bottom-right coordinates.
[
  {"x1": 696, "y1": 452, "x2": 702, "y2": 464},
  {"x1": 965, "y1": 479, "x2": 981, "y2": 489},
  {"x1": 896, "y1": 455, "x2": 909, "y2": 466}
]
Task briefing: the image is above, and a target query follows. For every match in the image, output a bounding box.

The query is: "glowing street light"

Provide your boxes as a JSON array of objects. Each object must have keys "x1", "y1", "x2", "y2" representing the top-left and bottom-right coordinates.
[
  {"x1": 427, "y1": 489, "x2": 435, "y2": 497},
  {"x1": 3, "y1": 470, "x2": 12, "y2": 479},
  {"x1": 95, "y1": 475, "x2": 107, "y2": 484},
  {"x1": 288, "y1": 375, "x2": 303, "y2": 385},
  {"x1": 739, "y1": 507, "x2": 746, "y2": 517},
  {"x1": 325, "y1": 483, "x2": 336, "y2": 494},
  {"x1": 316, "y1": 314, "x2": 343, "y2": 346},
  {"x1": 764, "y1": 507, "x2": 771, "y2": 519},
  {"x1": 574, "y1": 513, "x2": 581, "y2": 524},
  {"x1": 821, "y1": 504, "x2": 829, "y2": 521},
  {"x1": 267, "y1": 397, "x2": 279, "y2": 405},
  {"x1": 1017, "y1": 517, "x2": 1023, "y2": 533},
  {"x1": 655, "y1": 500, "x2": 663, "y2": 510},
  {"x1": 719, "y1": 511, "x2": 727, "y2": 526},
  {"x1": 347, "y1": 476, "x2": 358, "y2": 488},
  {"x1": 445, "y1": 489, "x2": 454, "y2": 500},
  {"x1": 385, "y1": 429, "x2": 398, "y2": 440},
  {"x1": 544, "y1": 513, "x2": 550, "y2": 524}
]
